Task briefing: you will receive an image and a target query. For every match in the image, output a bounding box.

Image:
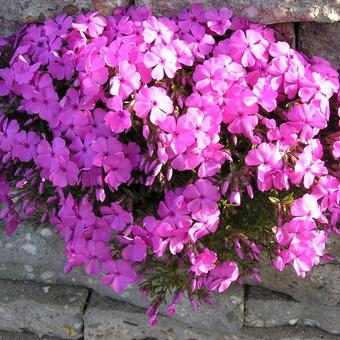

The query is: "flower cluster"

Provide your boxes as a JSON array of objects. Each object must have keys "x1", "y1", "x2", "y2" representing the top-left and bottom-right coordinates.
[{"x1": 0, "y1": 4, "x2": 339, "y2": 325}]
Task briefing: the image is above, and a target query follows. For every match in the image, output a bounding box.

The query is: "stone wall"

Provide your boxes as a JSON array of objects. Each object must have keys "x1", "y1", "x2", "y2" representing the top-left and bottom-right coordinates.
[
  {"x1": 0, "y1": 1, "x2": 339, "y2": 339},
  {"x1": 0, "y1": 223, "x2": 339, "y2": 339},
  {"x1": 0, "y1": 0, "x2": 339, "y2": 69}
]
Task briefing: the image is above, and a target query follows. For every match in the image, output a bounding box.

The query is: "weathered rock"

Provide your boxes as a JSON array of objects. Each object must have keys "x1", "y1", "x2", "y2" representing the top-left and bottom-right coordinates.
[
  {"x1": 251, "y1": 255, "x2": 340, "y2": 306},
  {"x1": 298, "y1": 21, "x2": 340, "y2": 69},
  {"x1": 0, "y1": 0, "x2": 130, "y2": 36},
  {"x1": 0, "y1": 330, "x2": 62, "y2": 340},
  {"x1": 0, "y1": 279, "x2": 88, "y2": 339},
  {"x1": 238, "y1": 326, "x2": 340, "y2": 340},
  {"x1": 270, "y1": 22, "x2": 296, "y2": 48},
  {"x1": 244, "y1": 286, "x2": 340, "y2": 335},
  {"x1": 85, "y1": 293, "x2": 340, "y2": 340},
  {"x1": 135, "y1": 0, "x2": 340, "y2": 24},
  {"x1": 0, "y1": 223, "x2": 244, "y2": 333},
  {"x1": 85, "y1": 293, "x2": 225, "y2": 340}
]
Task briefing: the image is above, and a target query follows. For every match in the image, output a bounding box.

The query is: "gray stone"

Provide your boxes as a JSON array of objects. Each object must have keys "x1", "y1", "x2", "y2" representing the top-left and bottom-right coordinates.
[
  {"x1": 270, "y1": 22, "x2": 296, "y2": 48},
  {"x1": 298, "y1": 21, "x2": 340, "y2": 69},
  {"x1": 0, "y1": 279, "x2": 88, "y2": 339},
  {"x1": 135, "y1": 0, "x2": 340, "y2": 24},
  {"x1": 0, "y1": 0, "x2": 130, "y2": 37},
  {"x1": 84, "y1": 293, "x2": 225, "y2": 340},
  {"x1": 244, "y1": 286, "x2": 340, "y2": 335},
  {"x1": 251, "y1": 255, "x2": 340, "y2": 307},
  {"x1": 0, "y1": 330, "x2": 62, "y2": 340},
  {"x1": 237, "y1": 326, "x2": 340, "y2": 340},
  {"x1": 0, "y1": 223, "x2": 244, "y2": 333}
]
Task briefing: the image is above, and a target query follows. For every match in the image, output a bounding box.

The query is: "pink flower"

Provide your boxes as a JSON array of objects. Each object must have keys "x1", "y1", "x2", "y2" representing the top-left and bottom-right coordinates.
[
  {"x1": 183, "y1": 179, "x2": 221, "y2": 214},
  {"x1": 159, "y1": 115, "x2": 195, "y2": 155},
  {"x1": 73, "y1": 12, "x2": 107, "y2": 38},
  {"x1": 144, "y1": 45, "x2": 177, "y2": 80},
  {"x1": 134, "y1": 86, "x2": 173, "y2": 124},
  {"x1": 291, "y1": 194, "x2": 321, "y2": 220},
  {"x1": 109, "y1": 60, "x2": 141, "y2": 99},
  {"x1": 44, "y1": 14, "x2": 73, "y2": 39},
  {"x1": 105, "y1": 97, "x2": 131, "y2": 133},
  {"x1": 291, "y1": 149, "x2": 327, "y2": 189},
  {"x1": 12, "y1": 131, "x2": 40, "y2": 162},
  {"x1": 142, "y1": 16, "x2": 176, "y2": 44},
  {"x1": 222, "y1": 85, "x2": 259, "y2": 136},
  {"x1": 190, "y1": 248, "x2": 217, "y2": 275},
  {"x1": 205, "y1": 8, "x2": 232, "y2": 35},
  {"x1": 122, "y1": 236, "x2": 147, "y2": 262},
  {"x1": 208, "y1": 261, "x2": 239, "y2": 292},
  {"x1": 102, "y1": 259, "x2": 138, "y2": 293},
  {"x1": 13, "y1": 55, "x2": 40, "y2": 85},
  {"x1": 226, "y1": 29, "x2": 267, "y2": 67}
]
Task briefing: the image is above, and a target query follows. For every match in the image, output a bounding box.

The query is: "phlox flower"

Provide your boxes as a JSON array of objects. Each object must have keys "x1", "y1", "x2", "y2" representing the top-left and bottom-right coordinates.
[
  {"x1": 183, "y1": 179, "x2": 221, "y2": 214},
  {"x1": 190, "y1": 248, "x2": 217, "y2": 275},
  {"x1": 226, "y1": 29, "x2": 268, "y2": 67},
  {"x1": 105, "y1": 96, "x2": 131, "y2": 133},
  {"x1": 134, "y1": 86, "x2": 173, "y2": 124},
  {"x1": 208, "y1": 261, "x2": 239, "y2": 292},
  {"x1": 142, "y1": 16, "x2": 176, "y2": 44},
  {"x1": 11, "y1": 131, "x2": 40, "y2": 162},
  {"x1": 158, "y1": 115, "x2": 195, "y2": 155},
  {"x1": 109, "y1": 60, "x2": 141, "y2": 99},
  {"x1": 102, "y1": 259, "x2": 138, "y2": 293},
  {"x1": 205, "y1": 7, "x2": 232, "y2": 35},
  {"x1": 44, "y1": 14, "x2": 73, "y2": 39},
  {"x1": 291, "y1": 194, "x2": 321, "y2": 220},
  {"x1": 144, "y1": 44, "x2": 178, "y2": 80},
  {"x1": 73, "y1": 12, "x2": 107, "y2": 38},
  {"x1": 12, "y1": 55, "x2": 40, "y2": 85}
]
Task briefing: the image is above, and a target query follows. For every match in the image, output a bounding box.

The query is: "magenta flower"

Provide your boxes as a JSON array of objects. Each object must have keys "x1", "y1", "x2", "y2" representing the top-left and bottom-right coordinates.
[
  {"x1": 44, "y1": 14, "x2": 73, "y2": 39},
  {"x1": 12, "y1": 131, "x2": 40, "y2": 162},
  {"x1": 134, "y1": 86, "x2": 173, "y2": 125},
  {"x1": 105, "y1": 97, "x2": 131, "y2": 133},
  {"x1": 205, "y1": 8, "x2": 232, "y2": 35},
  {"x1": 101, "y1": 259, "x2": 138, "y2": 293},
  {"x1": 109, "y1": 60, "x2": 141, "y2": 99},
  {"x1": 226, "y1": 29, "x2": 267, "y2": 67},
  {"x1": 73, "y1": 12, "x2": 107, "y2": 38},
  {"x1": 144, "y1": 45, "x2": 177, "y2": 80},
  {"x1": 190, "y1": 248, "x2": 217, "y2": 275},
  {"x1": 69, "y1": 133, "x2": 96, "y2": 169},
  {"x1": 291, "y1": 194, "x2": 321, "y2": 220},
  {"x1": 0, "y1": 119, "x2": 19, "y2": 152},
  {"x1": 183, "y1": 179, "x2": 221, "y2": 214},
  {"x1": 12, "y1": 55, "x2": 40, "y2": 85},
  {"x1": 122, "y1": 236, "x2": 147, "y2": 262},
  {"x1": 159, "y1": 115, "x2": 195, "y2": 155},
  {"x1": 208, "y1": 261, "x2": 239, "y2": 292},
  {"x1": 143, "y1": 16, "x2": 176, "y2": 44}
]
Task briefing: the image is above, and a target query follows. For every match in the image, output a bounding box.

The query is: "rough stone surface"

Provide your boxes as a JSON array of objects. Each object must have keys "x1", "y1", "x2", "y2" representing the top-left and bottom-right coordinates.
[
  {"x1": 135, "y1": 0, "x2": 340, "y2": 24},
  {"x1": 251, "y1": 255, "x2": 340, "y2": 307},
  {"x1": 270, "y1": 23, "x2": 296, "y2": 48},
  {"x1": 0, "y1": 224, "x2": 243, "y2": 333},
  {"x1": 298, "y1": 21, "x2": 340, "y2": 69},
  {"x1": 0, "y1": 330, "x2": 62, "y2": 339},
  {"x1": 84, "y1": 294, "x2": 340, "y2": 340},
  {"x1": 0, "y1": 0, "x2": 130, "y2": 37},
  {"x1": 0, "y1": 279, "x2": 88, "y2": 339},
  {"x1": 244, "y1": 286, "x2": 340, "y2": 335},
  {"x1": 85, "y1": 293, "x2": 223, "y2": 340}
]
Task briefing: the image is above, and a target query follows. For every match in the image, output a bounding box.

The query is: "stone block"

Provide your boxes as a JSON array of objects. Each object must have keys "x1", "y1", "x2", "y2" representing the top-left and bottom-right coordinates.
[
  {"x1": 135, "y1": 0, "x2": 340, "y2": 24},
  {"x1": 298, "y1": 21, "x2": 340, "y2": 69},
  {"x1": 244, "y1": 286, "x2": 340, "y2": 335},
  {"x1": 0, "y1": 279, "x2": 88, "y2": 339}
]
